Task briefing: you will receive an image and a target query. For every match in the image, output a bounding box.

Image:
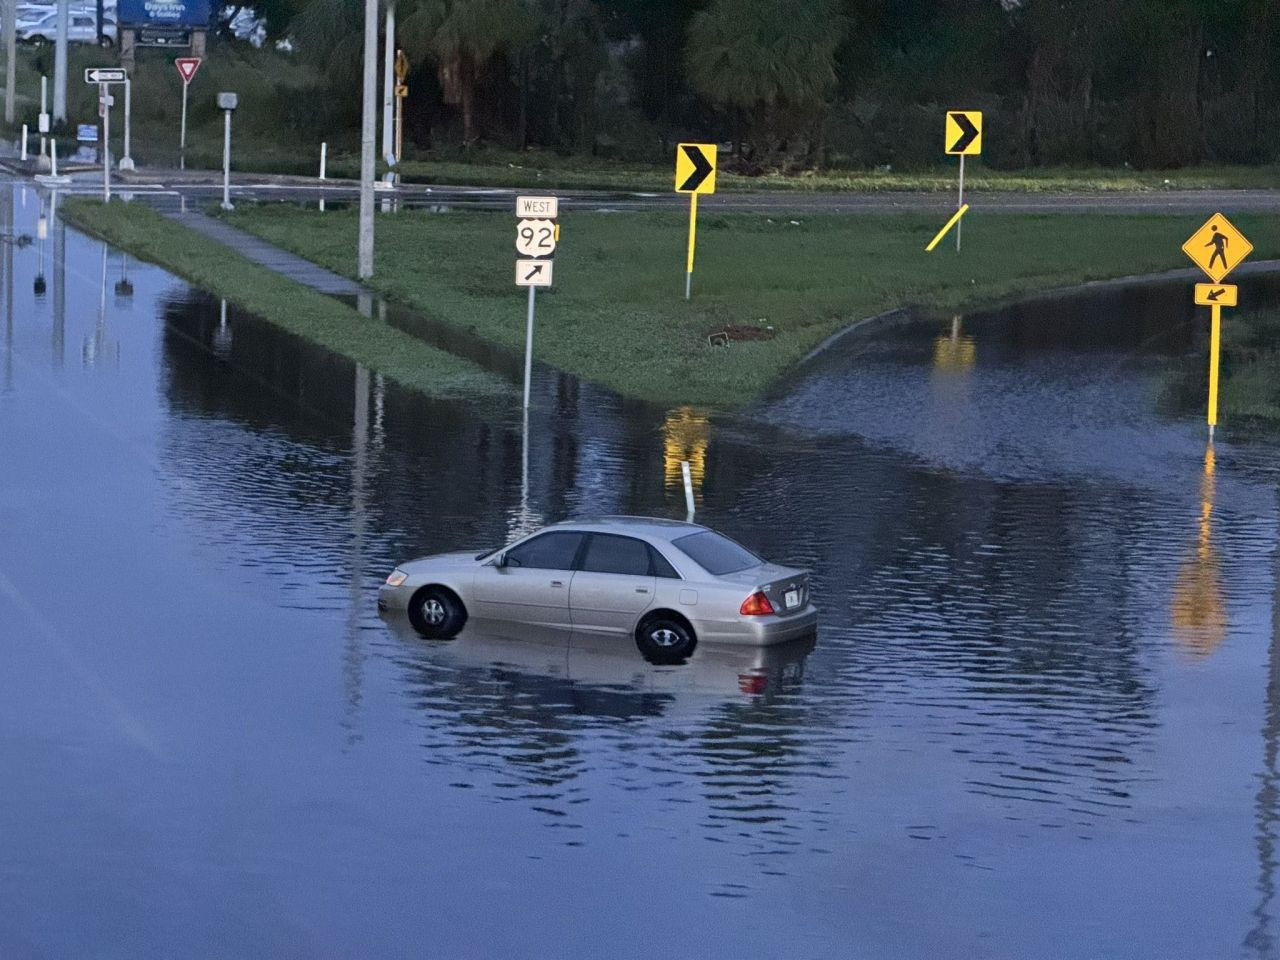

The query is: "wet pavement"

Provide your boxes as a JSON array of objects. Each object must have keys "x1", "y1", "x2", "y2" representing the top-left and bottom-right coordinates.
[{"x1": 4, "y1": 181, "x2": 1280, "y2": 958}]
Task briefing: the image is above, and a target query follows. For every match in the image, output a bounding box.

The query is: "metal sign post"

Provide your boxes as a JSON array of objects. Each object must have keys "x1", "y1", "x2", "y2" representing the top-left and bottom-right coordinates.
[
  {"x1": 84, "y1": 68, "x2": 127, "y2": 196},
  {"x1": 175, "y1": 58, "x2": 201, "y2": 170},
  {"x1": 944, "y1": 111, "x2": 982, "y2": 253},
  {"x1": 1182, "y1": 214, "x2": 1254, "y2": 442},
  {"x1": 514, "y1": 196, "x2": 558, "y2": 409},
  {"x1": 217, "y1": 91, "x2": 238, "y2": 211},
  {"x1": 673, "y1": 143, "x2": 717, "y2": 300},
  {"x1": 100, "y1": 83, "x2": 110, "y2": 201}
]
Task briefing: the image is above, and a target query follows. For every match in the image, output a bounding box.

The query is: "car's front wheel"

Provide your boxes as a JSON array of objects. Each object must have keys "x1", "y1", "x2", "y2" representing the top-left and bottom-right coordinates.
[
  {"x1": 636, "y1": 613, "x2": 696, "y2": 662},
  {"x1": 407, "y1": 586, "x2": 467, "y2": 639}
]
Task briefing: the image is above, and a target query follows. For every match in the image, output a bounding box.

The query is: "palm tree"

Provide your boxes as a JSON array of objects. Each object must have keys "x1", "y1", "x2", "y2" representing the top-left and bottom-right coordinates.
[
  {"x1": 399, "y1": 0, "x2": 538, "y2": 145},
  {"x1": 685, "y1": 0, "x2": 844, "y2": 163}
]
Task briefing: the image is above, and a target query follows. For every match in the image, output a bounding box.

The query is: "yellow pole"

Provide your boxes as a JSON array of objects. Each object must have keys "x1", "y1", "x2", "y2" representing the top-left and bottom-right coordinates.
[
  {"x1": 685, "y1": 193, "x2": 698, "y2": 300},
  {"x1": 1207, "y1": 303, "x2": 1222, "y2": 441}
]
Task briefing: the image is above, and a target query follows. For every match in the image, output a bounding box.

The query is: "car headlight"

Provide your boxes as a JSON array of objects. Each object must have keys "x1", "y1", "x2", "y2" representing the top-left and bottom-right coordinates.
[{"x1": 385, "y1": 570, "x2": 407, "y2": 587}]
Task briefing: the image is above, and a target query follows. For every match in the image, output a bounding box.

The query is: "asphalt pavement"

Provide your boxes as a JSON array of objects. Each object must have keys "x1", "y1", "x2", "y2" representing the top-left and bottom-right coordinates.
[{"x1": 34, "y1": 162, "x2": 1280, "y2": 214}]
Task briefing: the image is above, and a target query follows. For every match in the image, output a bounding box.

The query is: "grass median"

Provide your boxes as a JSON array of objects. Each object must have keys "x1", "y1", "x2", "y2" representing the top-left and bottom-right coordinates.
[
  {"x1": 59, "y1": 198, "x2": 509, "y2": 400},
  {"x1": 224, "y1": 205, "x2": 1280, "y2": 408}
]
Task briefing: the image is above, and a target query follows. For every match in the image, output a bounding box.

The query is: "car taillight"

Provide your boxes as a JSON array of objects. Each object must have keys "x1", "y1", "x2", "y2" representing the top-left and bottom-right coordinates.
[
  {"x1": 738, "y1": 673, "x2": 769, "y2": 694},
  {"x1": 740, "y1": 591, "x2": 774, "y2": 616}
]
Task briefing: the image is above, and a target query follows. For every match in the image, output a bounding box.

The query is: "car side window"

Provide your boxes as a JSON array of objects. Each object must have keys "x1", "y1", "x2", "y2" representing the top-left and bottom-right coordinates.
[
  {"x1": 579, "y1": 534, "x2": 654, "y2": 576},
  {"x1": 649, "y1": 546, "x2": 681, "y2": 579},
  {"x1": 504, "y1": 532, "x2": 583, "y2": 570}
]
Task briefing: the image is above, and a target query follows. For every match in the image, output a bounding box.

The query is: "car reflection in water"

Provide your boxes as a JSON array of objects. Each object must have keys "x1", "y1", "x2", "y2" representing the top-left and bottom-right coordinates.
[{"x1": 380, "y1": 613, "x2": 815, "y2": 704}]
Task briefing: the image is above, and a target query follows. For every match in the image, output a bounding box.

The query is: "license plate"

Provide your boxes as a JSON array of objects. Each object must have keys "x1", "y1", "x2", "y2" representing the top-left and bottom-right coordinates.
[{"x1": 784, "y1": 589, "x2": 800, "y2": 609}]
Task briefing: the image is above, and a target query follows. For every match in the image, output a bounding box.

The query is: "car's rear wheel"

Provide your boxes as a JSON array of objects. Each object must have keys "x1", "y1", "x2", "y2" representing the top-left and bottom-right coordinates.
[
  {"x1": 407, "y1": 586, "x2": 467, "y2": 639},
  {"x1": 636, "y1": 613, "x2": 696, "y2": 663}
]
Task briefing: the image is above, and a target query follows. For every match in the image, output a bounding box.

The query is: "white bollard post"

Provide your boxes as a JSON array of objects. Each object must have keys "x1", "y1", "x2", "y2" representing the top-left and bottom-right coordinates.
[
  {"x1": 118, "y1": 77, "x2": 134, "y2": 170},
  {"x1": 20, "y1": 124, "x2": 27, "y2": 161},
  {"x1": 319, "y1": 141, "x2": 327, "y2": 180},
  {"x1": 681, "y1": 461, "x2": 695, "y2": 520},
  {"x1": 39, "y1": 75, "x2": 48, "y2": 159},
  {"x1": 50, "y1": 138, "x2": 58, "y2": 177}
]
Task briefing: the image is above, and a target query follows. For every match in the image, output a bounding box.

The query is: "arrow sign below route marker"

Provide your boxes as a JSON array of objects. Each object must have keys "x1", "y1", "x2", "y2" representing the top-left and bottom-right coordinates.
[
  {"x1": 175, "y1": 57, "x2": 201, "y2": 84},
  {"x1": 945, "y1": 111, "x2": 982, "y2": 155},
  {"x1": 515, "y1": 259, "x2": 554, "y2": 287},
  {"x1": 84, "y1": 67, "x2": 128, "y2": 84},
  {"x1": 675, "y1": 143, "x2": 717, "y2": 195}
]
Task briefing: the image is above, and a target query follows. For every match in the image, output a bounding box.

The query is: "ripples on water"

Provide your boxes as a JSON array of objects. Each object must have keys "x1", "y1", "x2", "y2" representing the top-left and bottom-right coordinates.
[{"x1": 152, "y1": 284, "x2": 1280, "y2": 848}]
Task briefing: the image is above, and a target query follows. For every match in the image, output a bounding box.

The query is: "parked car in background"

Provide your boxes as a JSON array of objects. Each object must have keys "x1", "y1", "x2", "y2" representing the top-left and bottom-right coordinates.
[
  {"x1": 18, "y1": 10, "x2": 116, "y2": 45},
  {"x1": 379, "y1": 517, "x2": 817, "y2": 660}
]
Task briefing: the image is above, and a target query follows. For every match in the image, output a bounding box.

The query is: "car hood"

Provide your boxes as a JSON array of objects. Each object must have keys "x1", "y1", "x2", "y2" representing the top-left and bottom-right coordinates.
[{"x1": 399, "y1": 551, "x2": 484, "y2": 573}]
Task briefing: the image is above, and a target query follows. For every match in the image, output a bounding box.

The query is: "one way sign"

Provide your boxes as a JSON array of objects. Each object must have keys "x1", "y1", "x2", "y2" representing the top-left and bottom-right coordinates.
[
  {"x1": 945, "y1": 111, "x2": 982, "y2": 155},
  {"x1": 84, "y1": 67, "x2": 128, "y2": 84}
]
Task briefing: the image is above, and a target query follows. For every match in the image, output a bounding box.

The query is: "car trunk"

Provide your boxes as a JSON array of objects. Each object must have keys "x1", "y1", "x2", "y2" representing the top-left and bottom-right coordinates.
[{"x1": 720, "y1": 563, "x2": 811, "y2": 617}]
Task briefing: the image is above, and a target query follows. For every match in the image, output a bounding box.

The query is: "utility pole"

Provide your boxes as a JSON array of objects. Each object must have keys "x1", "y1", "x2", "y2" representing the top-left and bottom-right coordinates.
[
  {"x1": 4, "y1": 0, "x2": 17, "y2": 125},
  {"x1": 381, "y1": 3, "x2": 395, "y2": 168},
  {"x1": 357, "y1": 0, "x2": 377, "y2": 278},
  {"x1": 53, "y1": 0, "x2": 68, "y2": 122}
]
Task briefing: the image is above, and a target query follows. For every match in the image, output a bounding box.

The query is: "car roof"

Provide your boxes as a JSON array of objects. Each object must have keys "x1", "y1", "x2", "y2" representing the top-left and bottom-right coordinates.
[{"x1": 545, "y1": 515, "x2": 710, "y2": 544}]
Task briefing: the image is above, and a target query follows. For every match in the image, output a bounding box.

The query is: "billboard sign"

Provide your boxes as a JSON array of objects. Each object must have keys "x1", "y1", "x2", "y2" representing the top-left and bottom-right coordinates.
[{"x1": 118, "y1": 0, "x2": 211, "y2": 28}]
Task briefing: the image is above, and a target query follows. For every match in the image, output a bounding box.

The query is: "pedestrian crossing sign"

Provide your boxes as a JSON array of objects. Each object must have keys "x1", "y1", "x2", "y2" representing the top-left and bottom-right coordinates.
[{"x1": 1183, "y1": 213, "x2": 1253, "y2": 283}]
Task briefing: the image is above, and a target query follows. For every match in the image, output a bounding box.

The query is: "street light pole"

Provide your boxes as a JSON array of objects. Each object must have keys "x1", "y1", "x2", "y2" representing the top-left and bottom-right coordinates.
[
  {"x1": 4, "y1": 0, "x2": 17, "y2": 125},
  {"x1": 53, "y1": 0, "x2": 68, "y2": 122},
  {"x1": 381, "y1": 3, "x2": 395, "y2": 167},
  {"x1": 357, "y1": 0, "x2": 377, "y2": 278}
]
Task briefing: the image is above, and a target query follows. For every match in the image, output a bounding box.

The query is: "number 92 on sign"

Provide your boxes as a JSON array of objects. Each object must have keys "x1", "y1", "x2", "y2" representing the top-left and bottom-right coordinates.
[{"x1": 516, "y1": 219, "x2": 557, "y2": 258}]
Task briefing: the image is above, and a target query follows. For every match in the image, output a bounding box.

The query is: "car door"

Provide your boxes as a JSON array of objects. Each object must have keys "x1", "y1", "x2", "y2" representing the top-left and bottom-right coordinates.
[
  {"x1": 568, "y1": 534, "x2": 657, "y2": 635},
  {"x1": 471, "y1": 530, "x2": 584, "y2": 628}
]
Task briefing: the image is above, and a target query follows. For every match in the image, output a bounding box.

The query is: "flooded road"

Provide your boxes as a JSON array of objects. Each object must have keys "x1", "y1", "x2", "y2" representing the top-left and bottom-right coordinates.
[{"x1": 4, "y1": 181, "x2": 1280, "y2": 958}]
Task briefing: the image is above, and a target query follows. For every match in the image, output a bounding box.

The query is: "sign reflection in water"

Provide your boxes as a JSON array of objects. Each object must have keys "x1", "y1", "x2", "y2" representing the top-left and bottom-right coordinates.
[{"x1": 1171, "y1": 445, "x2": 1226, "y2": 658}]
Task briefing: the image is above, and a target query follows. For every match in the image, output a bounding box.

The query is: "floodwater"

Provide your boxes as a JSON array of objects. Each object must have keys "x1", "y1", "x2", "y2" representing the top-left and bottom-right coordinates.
[{"x1": 4, "y1": 181, "x2": 1280, "y2": 959}]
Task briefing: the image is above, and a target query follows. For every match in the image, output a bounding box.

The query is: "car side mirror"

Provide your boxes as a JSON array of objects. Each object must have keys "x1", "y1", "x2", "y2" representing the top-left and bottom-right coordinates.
[{"x1": 493, "y1": 553, "x2": 508, "y2": 568}]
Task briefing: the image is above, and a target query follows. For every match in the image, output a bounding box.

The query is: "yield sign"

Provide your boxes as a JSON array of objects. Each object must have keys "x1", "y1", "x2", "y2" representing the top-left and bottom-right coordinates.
[
  {"x1": 945, "y1": 111, "x2": 982, "y2": 155},
  {"x1": 675, "y1": 143, "x2": 717, "y2": 195},
  {"x1": 1182, "y1": 213, "x2": 1253, "y2": 284},
  {"x1": 175, "y1": 57, "x2": 202, "y2": 84}
]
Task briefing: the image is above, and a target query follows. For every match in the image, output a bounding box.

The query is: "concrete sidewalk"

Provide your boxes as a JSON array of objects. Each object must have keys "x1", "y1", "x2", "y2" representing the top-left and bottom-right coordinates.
[{"x1": 160, "y1": 206, "x2": 362, "y2": 297}]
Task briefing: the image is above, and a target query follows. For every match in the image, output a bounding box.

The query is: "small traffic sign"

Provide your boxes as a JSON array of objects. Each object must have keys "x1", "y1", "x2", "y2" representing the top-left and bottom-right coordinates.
[
  {"x1": 675, "y1": 143, "x2": 717, "y2": 194},
  {"x1": 945, "y1": 111, "x2": 982, "y2": 155},
  {"x1": 76, "y1": 123, "x2": 98, "y2": 142},
  {"x1": 517, "y1": 195, "x2": 558, "y2": 218},
  {"x1": 175, "y1": 57, "x2": 201, "y2": 84},
  {"x1": 516, "y1": 259, "x2": 553, "y2": 287},
  {"x1": 37, "y1": 112, "x2": 49, "y2": 134},
  {"x1": 1195, "y1": 283, "x2": 1238, "y2": 307},
  {"x1": 84, "y1": 67, "x2": 128, "y2": 84},
  {"x1": 1183, "y1": 214, "x2": 1252, "y2": 283},
  {"x1": 394, "y1": 83, "x2": 408, "y2": 98},
  {"x1": 516, "y1": 219, "x2": 556, "y2": 258}
]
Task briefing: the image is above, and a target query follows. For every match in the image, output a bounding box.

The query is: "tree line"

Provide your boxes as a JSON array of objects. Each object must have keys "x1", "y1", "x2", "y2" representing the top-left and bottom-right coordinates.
[{"x1": 248, "y1": 0, "x2": 1280, "y2": 170}]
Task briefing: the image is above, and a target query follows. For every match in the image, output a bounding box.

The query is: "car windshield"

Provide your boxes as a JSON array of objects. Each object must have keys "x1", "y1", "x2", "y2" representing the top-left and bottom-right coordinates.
[{"x1": 671, "y1": 530, "x2": 762, "y2": 575}]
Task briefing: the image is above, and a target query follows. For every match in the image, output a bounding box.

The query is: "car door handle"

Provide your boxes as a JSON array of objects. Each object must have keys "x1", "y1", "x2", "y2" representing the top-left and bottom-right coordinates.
[
  {"x1": 636, "y1": 587, "x2": 649, "y2": 594},
  {"x1": 551, "y1": 580, "x2": 564, "y2": 588}
]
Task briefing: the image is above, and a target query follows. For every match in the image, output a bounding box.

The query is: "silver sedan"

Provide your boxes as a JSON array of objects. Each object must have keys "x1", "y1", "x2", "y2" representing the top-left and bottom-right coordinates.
[{"x1": 379, "y1": 517, "x2": 817, "y2": 659}]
